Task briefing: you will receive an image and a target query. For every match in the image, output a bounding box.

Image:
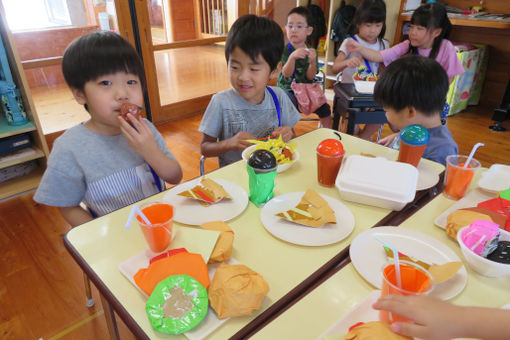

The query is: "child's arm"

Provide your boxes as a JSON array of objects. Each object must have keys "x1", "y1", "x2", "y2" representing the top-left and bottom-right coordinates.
[
  {"x1": 119, "y1": 115, "x2": 183, "y2": 184},
  {"x1": 305, "y1": 48, "x2": 318, "y2": 81},
  {"x1": 331, "y1": 51, "x2": 362, "y2": 74},
  {"x1": 271, "y1": 126, "x2": 295, "y2": 142},
  {"x1": 200, "y1": 132, "x2": 255, "y2": 158},
  {"x1": 59, "y1": 206, "x2": 94, "y2": 227},
  {"x1": 373, "y1": 295, "x2": 510, "y2": 340},
  {"x1": 345, "y1": 39, "x2": 383, "y2": 63},
  {"x1": 281, "y1": 47, "x2": 309, "y2": 78}
]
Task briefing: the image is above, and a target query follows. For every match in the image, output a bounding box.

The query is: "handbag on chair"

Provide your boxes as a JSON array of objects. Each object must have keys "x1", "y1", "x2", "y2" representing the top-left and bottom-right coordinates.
[{"x1": 291, "y1": 81, "x2": 327, "y2": 114}]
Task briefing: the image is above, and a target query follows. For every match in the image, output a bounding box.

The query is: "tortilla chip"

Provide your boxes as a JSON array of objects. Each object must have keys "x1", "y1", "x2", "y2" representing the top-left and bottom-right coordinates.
[
  {"x1": 445, "y1": 210, "x2": 493, "y2": 239},
  {"x1": 178, "y1": 177, "x2": 230, "y2": 206},
  {"x1": 345, "y1": 321, "x2": 412, "y2": 340},
  {"x1": 200, "y1": 221, "x2": 234, "y2": 263},
  {"x1": 208, "y1": 263, "x2": 269, "y2": 319},
  {"x1": 276, "y1": 189, "x2": 336, "y2": 227}
]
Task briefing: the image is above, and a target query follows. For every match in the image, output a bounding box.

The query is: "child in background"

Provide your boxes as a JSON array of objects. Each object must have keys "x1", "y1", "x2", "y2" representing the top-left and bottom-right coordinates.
[
  {"x1": 374, "y1": 55, "x2": 457, "y2": 166},
  {"x1": 346, "y1": 3, "x2": 464, "y2": 82},
  {"x1": 200, "y1": 15, "x2": 301, "y2": 167},
  {"x1": 34, "y1": 32, "x2": 182, "y2": 226},
  {"x1": 277, "y1": 6, "x2": 332, "y2": 128},
  {"x1": 332, "y1": 0, "x2": 388, "y2": 139},
  {"x1": 374, "y1": 294, "x2": 510, "y2": 340}
]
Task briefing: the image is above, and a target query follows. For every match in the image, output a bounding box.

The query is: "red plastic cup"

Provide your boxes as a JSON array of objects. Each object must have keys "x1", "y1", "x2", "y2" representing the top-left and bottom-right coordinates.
[
  {"x1": 136, "y1": 201, "x2": 173, "y2": 254},
  {"x1": 317, "y1": 138, "x2": 345, "y2": 187},
  {"x1": 379, "y1": 260, "x2": 434, "y2": 323},
  {"x1": 444, "y1": 155, "x2": 481, "y2": 200}
]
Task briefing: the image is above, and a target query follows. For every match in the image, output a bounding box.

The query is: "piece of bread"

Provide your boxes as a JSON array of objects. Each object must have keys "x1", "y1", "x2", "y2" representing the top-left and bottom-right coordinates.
[
  {"x1": 119, "y1": 103, "x2": 142, "y2": 122},
  {"x1": 345, "y1": 321, "x2": 412, "y2": 340},
  {"x1": 445, "y1": 209, "x2": 494, "y2": 239}
]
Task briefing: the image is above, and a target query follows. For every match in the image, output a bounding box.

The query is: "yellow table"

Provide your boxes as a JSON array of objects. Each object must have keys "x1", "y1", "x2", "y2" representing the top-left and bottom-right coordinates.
[
  {"x1": 251, "y1": 172, "x2": 510, "y2": 340},
  {"x1": 64, "y1": 128, "x2": 444, "y2": 339}
]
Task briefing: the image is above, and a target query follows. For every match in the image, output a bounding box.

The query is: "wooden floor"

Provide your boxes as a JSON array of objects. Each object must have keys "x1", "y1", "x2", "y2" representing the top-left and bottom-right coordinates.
[{"x1": 1, "y1": 105, "x2": 509, "y2": 339}]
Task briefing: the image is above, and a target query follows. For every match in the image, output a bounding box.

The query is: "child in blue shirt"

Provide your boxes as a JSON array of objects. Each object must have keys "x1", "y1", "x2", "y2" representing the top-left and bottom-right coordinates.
[
  {"x1": 34, "y1": 32, "x2": 182, "y2": 226},
  {"x1": 373, "y1": 55, "x2": 458, "y2": 165},
  {"x1": 199, "y1": 15, "x2": 301, "y2": 167}
]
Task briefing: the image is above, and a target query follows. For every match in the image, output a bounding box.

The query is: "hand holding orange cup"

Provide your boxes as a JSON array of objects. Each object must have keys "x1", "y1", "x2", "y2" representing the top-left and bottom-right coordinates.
[
  {"x1": 379, "y1": 260, "x2": 434, "y2": 323},
  {"x1": 136, "y1": 201, "x2": 174, "y2": 254}
]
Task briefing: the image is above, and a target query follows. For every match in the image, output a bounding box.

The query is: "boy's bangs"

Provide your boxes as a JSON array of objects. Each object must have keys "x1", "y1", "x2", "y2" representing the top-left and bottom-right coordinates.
[{"x1": 84, "y1": 45, "x2": 142, "y2": 81}]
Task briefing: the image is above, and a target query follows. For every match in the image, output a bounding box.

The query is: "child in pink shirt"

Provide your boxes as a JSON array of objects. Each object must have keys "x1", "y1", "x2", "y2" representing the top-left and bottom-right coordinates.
[{"x1": 346, "y1": 3, "x2": 464, "y2": 83}]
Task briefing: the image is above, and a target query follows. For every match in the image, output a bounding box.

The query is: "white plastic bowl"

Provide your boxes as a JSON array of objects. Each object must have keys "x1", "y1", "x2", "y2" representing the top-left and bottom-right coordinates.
[
  {"x1": 353, "y1": 79, "x2": 376, "y2": 94},
  {"x1": 241, "y1": 145, "x2": 299, "y2": 173},
  {"x1": 457, "y1": 226, "x2": 510, "y2": 277}
]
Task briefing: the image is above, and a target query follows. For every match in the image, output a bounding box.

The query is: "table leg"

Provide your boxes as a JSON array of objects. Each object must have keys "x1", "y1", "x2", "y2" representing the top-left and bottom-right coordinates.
[
  {"x1": 100, "y1": 294, "x2": 120, "y2": 340},
  {"x1": 332, "y1": 95, "x2": 340, "y2": 131},
  {"x1": 346, "y1": 111, "x2": 356, "y2": 135}
]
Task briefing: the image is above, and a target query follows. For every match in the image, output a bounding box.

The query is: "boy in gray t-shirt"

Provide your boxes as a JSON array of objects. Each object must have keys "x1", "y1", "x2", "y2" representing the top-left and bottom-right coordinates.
[
  {"x1": 199, "y1": 15, "x2": 301, "y2": 167},
  {"x1": 34, "y1": 32, "x2": 182, "y2": 226}
]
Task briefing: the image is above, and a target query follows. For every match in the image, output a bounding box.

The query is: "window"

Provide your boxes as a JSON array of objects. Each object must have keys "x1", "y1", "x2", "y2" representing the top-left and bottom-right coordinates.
[{"x1": 3, "y1": 0, "x2": 71, "y2": 31}]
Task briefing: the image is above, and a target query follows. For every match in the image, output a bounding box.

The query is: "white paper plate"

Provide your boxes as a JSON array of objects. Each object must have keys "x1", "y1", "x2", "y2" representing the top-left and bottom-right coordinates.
[
  {"x1": 478, "y1": 164, "x2": 510, "y2": 193},
  {"x1": 163, "y1": 178, "x2": 248, "y2": 225},
  {"x1": 416, "y1": 160, "x2": 440, "y2": 191},
  {"x1": 260, "y1": 192, "x2": 355, "y2": 246},
  {"x1": 434, "y1": 189, "x2": 498, "y2": 229},
  {"x1": 317, "y1": 290, "x2": 381, "y2": 340},
  {"x1": 350, "y1": 227, "x2": 467, "y2": 300},
  {"x1": 119, "y1": 251, "x2": 238, "y2": 340},
  {"x1": 241, "y1": 145, "x2": 299, "y2": 173}
]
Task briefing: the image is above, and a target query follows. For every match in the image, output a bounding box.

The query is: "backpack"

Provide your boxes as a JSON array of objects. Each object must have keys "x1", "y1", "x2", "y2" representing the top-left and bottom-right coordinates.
[
  {"x1": 331, "y1": 0, "x2": 356, "y2": 56},
  {"x1": 306, "y1": 2, "x2": 327, "y2": 49}
]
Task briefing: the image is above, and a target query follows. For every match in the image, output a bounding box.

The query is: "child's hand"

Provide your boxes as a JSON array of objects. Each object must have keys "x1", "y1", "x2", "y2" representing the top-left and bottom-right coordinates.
[
  {"x1": 307, "y1": 48, "x2": 317, "y2": 63},
  {"x1": 378, "y1": 132, "x2": 398, "y2": 146},
  {"x1": 119, "y1": 114, "x2": 159, "y2": 156},
  {"x1": 345, "y1": 39, "x2": 362, "y2": 53},
  {"x1": 290, "y1": 47, "x2": 309, "y2": 61},
  {"x1": 228, "y1": 131, "x2": 256, "y2": 151},
  {"x1": 373, "y1": 295, "x2": 463, "y2": 340},
  {"x1": 271, "y1": 126, "x2": 294, "y2": 142},
  {"x1": 345, "y1": 57, "x2": 362, "y2": 69}
]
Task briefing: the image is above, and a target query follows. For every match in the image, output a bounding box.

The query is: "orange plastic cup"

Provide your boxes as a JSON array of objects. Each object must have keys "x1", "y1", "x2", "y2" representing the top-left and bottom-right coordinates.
[
  {"x1": 316, "y1": 139, "x2": 345, "y2": 187},
  {"x1": 379, "y1": 260, "x2": 434, "y2": 323},
  {"x1": 444, "y1": 155, "x2": 481, "y2": 200},
  {"x1": 136, "y1": 201, "x2": 173, "y2": 254}
]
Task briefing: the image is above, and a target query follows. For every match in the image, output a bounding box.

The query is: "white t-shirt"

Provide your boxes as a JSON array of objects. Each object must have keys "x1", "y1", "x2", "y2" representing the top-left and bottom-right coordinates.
[{"x1": 338, "y1": 34, "x2": 389, "y2": 83}]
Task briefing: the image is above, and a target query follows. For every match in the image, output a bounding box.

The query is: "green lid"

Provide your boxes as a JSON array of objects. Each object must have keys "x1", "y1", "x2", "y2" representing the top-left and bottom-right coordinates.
[
  {"x1": 500, "y1": 188, "x2": 510, "y2": 201},
  {"x1": 399, "y1": 124, "x2": 430, "y2": 146},
  {"x1": 146, "y1": 274, "x2": 208, "y2": 334}
]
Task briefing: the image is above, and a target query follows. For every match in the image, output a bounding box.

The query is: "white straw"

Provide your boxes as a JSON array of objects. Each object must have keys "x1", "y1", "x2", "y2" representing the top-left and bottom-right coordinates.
[
  {"x1": 125, "y1": 205, "x2": 137, "y2": 229},
  {"x1": 134, "y1": 205, "x2": 152, "y2": 225},
  {"x1": 376, "y1": 236, "x2": 402, "y2": 289},
  {"x1": 463, "y1": 142, "x2": 484, "y2": 169}
]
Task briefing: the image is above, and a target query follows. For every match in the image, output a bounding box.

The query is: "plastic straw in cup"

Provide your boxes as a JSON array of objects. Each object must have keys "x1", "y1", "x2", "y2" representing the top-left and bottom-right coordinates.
[
  {"x1": 375, "y1": 236, "x2": 402, "y2": 289},
  {"x1": 463, "y1": 142, "x2": 484, "y2": 169},
  {"x1": 124, "y1": 205, "x2": 152, "y2": 229}
]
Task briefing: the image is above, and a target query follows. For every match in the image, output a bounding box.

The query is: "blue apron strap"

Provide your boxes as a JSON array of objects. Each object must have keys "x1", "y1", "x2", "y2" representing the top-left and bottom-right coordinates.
[
  {"x1": 266, "y1": 86, "x2": 282, "y2": 127},
  {"x1": 149, "y1": 165, "x2": 164, "y2": 192},
  {"x1": 287, "y1": 43, "x2": 296, "y2": 79},
  {"x1": 351, "y1": 36, "x2": 373, "y2": 74}
]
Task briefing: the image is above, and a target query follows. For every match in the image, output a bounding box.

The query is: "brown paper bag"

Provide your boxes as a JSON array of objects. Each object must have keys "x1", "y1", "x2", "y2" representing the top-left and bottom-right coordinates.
[{"x1": 208, "y1": 263, "x2": 269, "y2": 319}]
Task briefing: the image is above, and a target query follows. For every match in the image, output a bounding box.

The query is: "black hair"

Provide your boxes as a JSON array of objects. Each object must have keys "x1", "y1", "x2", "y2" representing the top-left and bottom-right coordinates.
[
  {"x1": 408, "y1": 3, "x2": 451, "y2": 60},
  {"x1": 287, "y1": 6, "x2": 313, "y2": 27},
  {"x1": 225, "y1": 14, "x2": 283, "y2": 71},
  {"x1": 349, "y1": 0, "x2": 387, "y2": 42},
  {"x1": 374, "y1": 55, "x2": 448, "y2": 116},
  {"x1": 62, "y1": 31, "x2": 146, "y2": 92}
]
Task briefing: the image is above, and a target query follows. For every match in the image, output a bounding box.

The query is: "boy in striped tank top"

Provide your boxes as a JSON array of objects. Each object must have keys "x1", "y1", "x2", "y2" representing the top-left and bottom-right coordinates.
[{"x1": 34, "y1": 32, "x2": 182, "y2": 226}]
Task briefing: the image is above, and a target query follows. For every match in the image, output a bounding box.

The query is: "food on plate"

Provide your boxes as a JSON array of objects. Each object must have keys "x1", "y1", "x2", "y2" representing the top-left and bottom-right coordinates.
[
  {"x1": 208, "y1": 263, "x2": 269, "y2": 319},
  {"x1": 177, "y1": 177, "x2": 231, "y2": 206},
  {"x1": 200, "y1": 221, "x2": 234, "y2": 263},
  {"x1": 146, "y1": 274, "x2": 208, "y2": 334},
  {"x1": 134, "y1": 251, "x2": 210, "y2": 295},
  {"x1": 445, "y1": 209, "x2": 496, "y2": 239},
  {"x1": 345, "y1": 321, "x2": 412, "y2": 340},
  {"x1": 353, "y1": 65, "x2": 378, "y2": 82},
  {"x1": 276, "y1": 189, "x2": 336, "y2": 227},
  {"x1": 384, "y1": 246, "x2": 462, "y2": 284},
  {"x1": 119, "y1": 103, "x2": 143, "y2": 122},
  {"x1": 460, "y1": 207, "x2": 507, "y2": 229},
  {"x1": 245, "y1": 135, "x2": 296, "y2": 165}
]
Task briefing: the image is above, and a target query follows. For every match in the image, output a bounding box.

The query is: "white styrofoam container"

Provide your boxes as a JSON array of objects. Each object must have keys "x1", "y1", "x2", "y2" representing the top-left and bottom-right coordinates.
[
  {"x1": 353, "y1": 79, "x2": 376, "y2": 94},
  {"x1": 335, "y1": 155, "x2": 418, "y2": 211}
]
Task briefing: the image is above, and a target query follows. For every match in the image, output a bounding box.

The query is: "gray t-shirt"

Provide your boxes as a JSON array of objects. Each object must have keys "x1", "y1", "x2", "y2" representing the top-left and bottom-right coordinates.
[
  {"x1": 34, "y1": 120, "x2": 175, "y2": 216},
  {"x1": 199, "y1": 87, "x2": 301, "y2": 167},
  {"x1": 423, "y1": 125, "x2": 458, "y2": 166}
]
